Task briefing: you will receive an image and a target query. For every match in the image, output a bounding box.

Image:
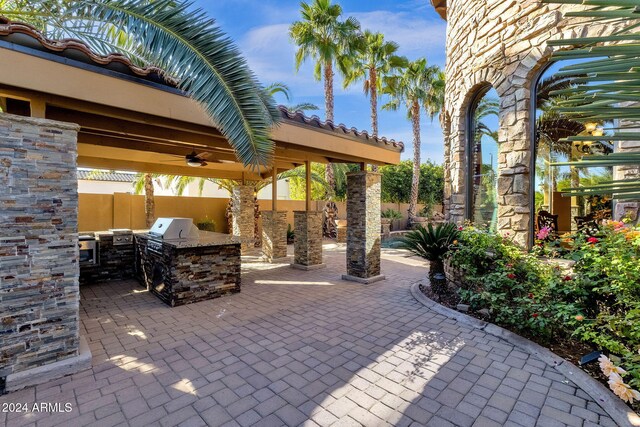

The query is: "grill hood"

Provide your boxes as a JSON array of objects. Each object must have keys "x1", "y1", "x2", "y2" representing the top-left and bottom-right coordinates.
[{"x1": 149, "y1": 217, "x2": 200, "y2": 240}]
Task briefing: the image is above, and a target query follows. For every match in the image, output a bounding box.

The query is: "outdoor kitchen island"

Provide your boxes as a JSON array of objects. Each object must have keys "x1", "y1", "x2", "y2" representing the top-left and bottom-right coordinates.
[{"x1": 134, "y1": 218, "x2": 242, "y2": 307}]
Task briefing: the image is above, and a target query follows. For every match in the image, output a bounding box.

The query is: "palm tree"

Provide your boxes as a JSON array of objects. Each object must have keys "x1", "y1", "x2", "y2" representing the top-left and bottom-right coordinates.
[
  {"x1": 289, "y1": 0, "x2": 360, "y2": 194},
  {"x1": 265, "y1": 82, "x2": 319, "y2": 113},
  {"x1": 342, "y1": 30, "x2": 407, "y2": 171},
  {"x1": 133, "y1": 173, "x2": 163, "y2": 227},
  {"x1": 2, "y1": 0, "x2": 280, "y2": 168},
  {"x1": 383, "y1": 59, "x2": 442, "y2": 222}
]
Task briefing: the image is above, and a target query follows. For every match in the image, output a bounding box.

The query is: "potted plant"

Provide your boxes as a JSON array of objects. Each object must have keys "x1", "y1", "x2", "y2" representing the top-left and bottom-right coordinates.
[
  {"x1": 400, "y1": 223, "x2": 460, "y2": 298},
  {"x1": 381, "y1": 208, "x2": 402, "y2": 231}
]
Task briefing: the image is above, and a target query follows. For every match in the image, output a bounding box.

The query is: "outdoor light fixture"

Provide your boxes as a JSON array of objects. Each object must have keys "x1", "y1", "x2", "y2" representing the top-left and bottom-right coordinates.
[{"x1": 187, "y1": 158, "x2": 203, "y2": 167}]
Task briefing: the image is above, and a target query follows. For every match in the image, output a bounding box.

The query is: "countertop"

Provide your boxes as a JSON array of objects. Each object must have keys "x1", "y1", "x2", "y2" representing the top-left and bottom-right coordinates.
[{"x1": 135, "y1": 230, "x2": 241, "y2": 248}]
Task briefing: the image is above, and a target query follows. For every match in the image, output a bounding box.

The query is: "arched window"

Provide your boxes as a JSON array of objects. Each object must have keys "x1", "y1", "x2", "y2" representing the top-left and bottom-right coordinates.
[
  {"x1": 467, "y1": 86, "x2": 499, "y2": 231},
  {"x1": 533, "y1": 63, "x2": 613, "y2": 237}
]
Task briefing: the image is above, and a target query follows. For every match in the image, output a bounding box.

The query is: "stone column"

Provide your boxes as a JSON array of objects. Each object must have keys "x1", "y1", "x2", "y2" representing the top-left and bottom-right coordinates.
[
  {"x1": 0, "y1": 113, "x2": 90, "y2": 392},
  {"x1": 262, "y1": 211, "x2": 288, "y2": 262},
  {"x1": 343, "y1": 171, "x2": 385, "y2": 284},
  {"x1": 231, "y1": 185, "x2": 254, "y2": 254},
  {"x1": 291, "y1": 211, "x2": 325, "y2": 270}
]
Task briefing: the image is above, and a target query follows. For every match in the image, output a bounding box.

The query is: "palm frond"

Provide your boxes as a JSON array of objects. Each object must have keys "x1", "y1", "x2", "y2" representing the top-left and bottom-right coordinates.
[{"x1": 5, "y1": 0, "x2": 280, "y2": 168}]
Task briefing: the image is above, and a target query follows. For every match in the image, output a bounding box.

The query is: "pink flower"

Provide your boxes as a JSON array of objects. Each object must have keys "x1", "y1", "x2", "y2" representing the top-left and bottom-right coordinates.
[
  {"x1": 588, "y1": 237, "x2": 599, "y2": 244},
  {"x1": 532, "y1": 313, "x2": 539, "y2": 318},
  {"x1": 563, "y1": 276, "x2": 572, "y2": 282},
  {"x1": 536, "y1": 226, "x2": 552, "y2": 241},
  {"x1": 507, "y1": 273, "x2": 516, "y2": 279},
  {"x1": 458, "y1": 226, "x2": 463, "y2": 231}
]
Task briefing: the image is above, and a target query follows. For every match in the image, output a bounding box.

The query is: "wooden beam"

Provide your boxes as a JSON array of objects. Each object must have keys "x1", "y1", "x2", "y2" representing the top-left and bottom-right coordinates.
[
  {"x1": 77, "y1": 156, "x2": 254, "y2": 180},
  {"x1": 78, "y1": 131, "x2": 241, "y2": 162},
  {"x1": 29, "y1": 98, "x2": 46, "y2": 118}
]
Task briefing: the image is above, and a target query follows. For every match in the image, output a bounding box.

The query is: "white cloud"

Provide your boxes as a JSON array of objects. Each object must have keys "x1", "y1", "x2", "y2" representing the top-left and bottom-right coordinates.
[{"x1": 351, "y1": 10, "x2": 446, "y2": 64}]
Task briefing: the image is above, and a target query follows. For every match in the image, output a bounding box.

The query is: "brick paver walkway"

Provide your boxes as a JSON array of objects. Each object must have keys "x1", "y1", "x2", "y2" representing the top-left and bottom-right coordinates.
[{"x1": 1, "y1": 245, "x2": 616, "y2": 427}]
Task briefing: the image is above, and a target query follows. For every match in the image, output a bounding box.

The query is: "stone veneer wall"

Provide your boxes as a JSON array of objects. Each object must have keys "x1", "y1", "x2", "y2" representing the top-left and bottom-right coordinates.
[
  {"x1": 79, "y1": 232, "x2": 134, "y2": 285},
  {"x1": 261, "y1": 211, "x2": 288, "y2": 261},
  {"x1": 0, "y1": 113, "x2": 80, "y2": 379},
  {"x1": 442, "y1": 1, "x2": 623, "y2": 246},
  {"x1": 293, "y1": 211, "x2": 323, "y2": 266},
  {"x1": 231, "y1": 185, "x2": 254, "y2": 253},
  {"x1": 345, "y1": 172, "x2": 381, "y2": 279}
]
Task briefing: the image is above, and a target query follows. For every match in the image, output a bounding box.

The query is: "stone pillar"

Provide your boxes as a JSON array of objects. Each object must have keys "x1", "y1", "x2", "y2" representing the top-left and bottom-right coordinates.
[
  {"x1": 231, "y1": 185, "x2": 254, "y2": 254},
  {"x1": 262, "y1": 211, "x2": 288, "y2": 262},
  {"x1": 336, "y1": 220, "x2": 348, "y2": 243},
  {"x1": 343, "y1": 171, "x2": 385, "y2": 284},
  {"x1": 0, "y1": 113, "x2": 90, "y2": 392},
  {"x1": 291, "y1": 211, "x2": 325, "y2": 270}
]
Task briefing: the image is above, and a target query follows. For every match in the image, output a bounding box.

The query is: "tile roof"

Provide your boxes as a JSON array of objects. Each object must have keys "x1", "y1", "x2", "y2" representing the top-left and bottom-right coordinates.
[
  {"x1": 0, "y1": 17, "x2": 404, "y2": 153},
  {"x1": 0, "y1": 17, "x2": 178, "y2": 87},
  {"x1": 77, "y1": 170, "x2": 137, "y2": 183},
  {"x1": 431, "y1": 0, "x2": 447, "y2": 20},
  {"x1": 278, "y1": 106, "x2": 405, "y2": 152}
]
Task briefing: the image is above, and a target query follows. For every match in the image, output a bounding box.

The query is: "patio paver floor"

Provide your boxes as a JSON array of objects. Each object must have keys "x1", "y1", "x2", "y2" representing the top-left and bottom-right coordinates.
[{"x1": 0, "y1": 244, "x2": 616, "y2": 427}]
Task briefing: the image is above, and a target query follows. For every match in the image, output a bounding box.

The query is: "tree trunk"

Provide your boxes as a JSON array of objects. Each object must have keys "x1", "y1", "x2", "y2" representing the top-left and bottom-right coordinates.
[
  {"x1": 408, "y1": 101, "x2": 421, "y2": 222},
  {"x1": 144, "y1": 173, "x2": 155, "y2": 228},
  {"x1": 324, "y1": 62, "x2": 336, "y2": 195},
  {"x1": 370, "y1": 67, "x2": 379, "y2": 172},
  {"x1": 225, "y1": 198, "x2": 233, "y2": 234},
  {"x1": 254, "y1": 194, "x2": 261, "y2": 247}
]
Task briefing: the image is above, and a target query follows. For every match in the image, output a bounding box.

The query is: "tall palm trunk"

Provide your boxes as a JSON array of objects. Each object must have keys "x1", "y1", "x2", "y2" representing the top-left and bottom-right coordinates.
[
  {"x1": 324, "y1": 61, "x2": 336, "y2": 196},
  {"x1": 144, "y1": 173, "x2": 155, "y2": 227},
  {"x1": 409, "y1": 101, "x2": 421, "y2": 222},
  {"x1": 323, "y1": 61, "x2": 338, "y2": 238},
  {"x1": 369, "y1": 67, "x2": 379, "y2": 172}
]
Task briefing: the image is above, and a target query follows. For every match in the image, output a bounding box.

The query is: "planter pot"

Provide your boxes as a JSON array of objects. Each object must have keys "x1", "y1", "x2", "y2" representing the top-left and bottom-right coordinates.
[{"x1": 411, "y1": 217, "x2": 429, "y2": 230}]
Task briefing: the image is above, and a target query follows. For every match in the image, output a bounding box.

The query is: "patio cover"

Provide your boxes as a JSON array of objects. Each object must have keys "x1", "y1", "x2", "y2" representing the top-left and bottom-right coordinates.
[{"x1": 0, "y1": 19, "x2": 403, "y2": 180}]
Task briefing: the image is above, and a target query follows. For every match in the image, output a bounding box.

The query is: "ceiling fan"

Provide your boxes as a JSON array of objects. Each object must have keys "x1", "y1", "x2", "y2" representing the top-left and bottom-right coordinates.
[{"x1": 163, "y1": 151, "x2": 210, "y2": 167}]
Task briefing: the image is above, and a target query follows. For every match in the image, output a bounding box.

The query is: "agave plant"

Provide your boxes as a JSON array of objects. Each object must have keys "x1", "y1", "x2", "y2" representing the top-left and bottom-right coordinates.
[
  {"x1": 400, "y1": 223, "x2": 460, "y2": 295},
  {"x1": 543, "y1": 0, "x2": 640, "y2": 204},
  {"x1": 0, "y1": 0, "x2": 280, "y2": 168}
]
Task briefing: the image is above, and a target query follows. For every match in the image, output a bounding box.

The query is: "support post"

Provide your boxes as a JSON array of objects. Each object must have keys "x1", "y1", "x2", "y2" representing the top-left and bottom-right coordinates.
[
  {"x1": 342, "y1": 171, "x2": 385, "y2": 284},
  {"x1": 231, "y1": 185, "x2": 254, "y2": 254},
  {"x1": 305, "y1": 160, "x2": 312, "y2": 212}
]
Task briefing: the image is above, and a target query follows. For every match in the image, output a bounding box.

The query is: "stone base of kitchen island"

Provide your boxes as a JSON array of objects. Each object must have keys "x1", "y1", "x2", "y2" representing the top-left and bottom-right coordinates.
[{"x1": 136, "y1": 234, "x2": 241, "y2": 307}]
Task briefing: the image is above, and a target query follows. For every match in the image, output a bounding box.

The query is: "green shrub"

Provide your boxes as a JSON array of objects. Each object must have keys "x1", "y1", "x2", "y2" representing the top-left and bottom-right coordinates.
[
  {"x1": 400, "y1": 223, "x2": 459, "y2": 297},
  {"x1": 450, "y1": 222, "x2": 640, "y2": 396},
  {"x1": 381, "y1": 208, "x2": 402, "y2": 220},
  {"x1": 196, "y1": 216, "x2": 216, "y2": 232}
]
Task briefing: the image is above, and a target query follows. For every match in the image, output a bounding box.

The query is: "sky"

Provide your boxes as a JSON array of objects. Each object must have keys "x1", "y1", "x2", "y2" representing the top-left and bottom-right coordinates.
[{"x1": 194, "y1": 0, "x2": 447, "y2": 164}]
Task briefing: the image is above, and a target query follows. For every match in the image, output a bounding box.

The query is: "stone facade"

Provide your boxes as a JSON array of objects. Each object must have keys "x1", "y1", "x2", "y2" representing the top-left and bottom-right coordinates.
[
  {"x1": 261, "y1": 211, "x2": 288, "y2": 261},
  {"x1": 293, "y1": 211, "x2": 323, "y2": 267},
  {"x1": 0, "y1": 113, "x2": 80, "y2": 380},
  {"x1": 135, "y1": 234, "x2": 241, "y2": 307},
  {"x1": 441, "y1": 1, "x2": 623, "y2": 246},
  {"x1": 79, "y1": 231, "x2": 134, "y2": 285},
  {"x1": 336, "y1": 225, "x2": 347, "y2": 244},
  {"x1": 231, "y1": 185, "x2": 254, "y2": 253},
  {"x1": 344, "y1": 172, "x2": 383, "y2": 282}
]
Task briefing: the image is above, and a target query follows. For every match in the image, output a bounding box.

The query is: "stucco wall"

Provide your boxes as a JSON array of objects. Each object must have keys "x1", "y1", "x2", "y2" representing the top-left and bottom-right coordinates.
[{"x1": 442, "y1": 0, "x2": 623, "y2": 246}]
